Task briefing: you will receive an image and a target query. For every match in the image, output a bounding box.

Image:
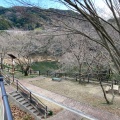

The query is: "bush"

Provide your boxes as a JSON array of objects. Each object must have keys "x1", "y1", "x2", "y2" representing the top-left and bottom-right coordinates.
[
  {"x1": 0, "y1": 18, "x2": 12, "y2": 30},
  {"x1": 48, "y1": 110, "x2": 53, "y2": 116}
]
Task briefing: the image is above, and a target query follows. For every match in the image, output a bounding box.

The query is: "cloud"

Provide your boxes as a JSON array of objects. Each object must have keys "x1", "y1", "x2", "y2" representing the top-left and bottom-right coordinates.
[{"x1": 95, "y1": 0, "x2": 113, "y2": 20}]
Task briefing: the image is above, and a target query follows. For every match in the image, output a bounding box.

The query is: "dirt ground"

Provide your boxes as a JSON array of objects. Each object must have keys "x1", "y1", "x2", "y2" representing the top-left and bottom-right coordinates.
[
  {"x1": 23, "y1": 76, "x2": 120, "y2": 117},
  {"x1": 10, "y1": 104, "x2": 34, "y2": 120}
]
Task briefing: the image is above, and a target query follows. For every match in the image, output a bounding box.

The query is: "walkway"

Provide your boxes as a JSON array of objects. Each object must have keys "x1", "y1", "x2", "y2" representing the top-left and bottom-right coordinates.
[{"x1": 5, "y1": 78, "x2": 120, "y2": 120}]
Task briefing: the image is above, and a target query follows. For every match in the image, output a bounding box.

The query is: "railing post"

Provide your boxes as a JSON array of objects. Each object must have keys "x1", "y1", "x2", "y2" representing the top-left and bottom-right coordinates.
[
  {"x1": 88, "y1": 73, "x2": 90, "y2": 83},
  {"x1": 39, "y1": 70, "x2": 40, "y2": 76},
  {"x1": 30, "y1": 92, "x2": 32, "y2": 102},
  {"x1": 16, "y1": 80, "x2": 18, "y2": 91},
  {"x1": 76, "y1": 74, "x2": 77, "y2": 81},
  {"x1": 46, "y1": 71, "x2": 48, "y2": 76},
  {"x1": 65, "y1": 73, "x2": 66, "y2": 79},
  {"x1": 55, "y1": 73, "x2": 56, "y2": 77},
  {"x1": 7, "y1": 76, "x2": 11, "y2": 85},
  {"x1": 8, "y1": 67, "x2": 9, "y2": 72},
  {"x1": 22, "y1": 69, "x2": 24, "y2": 74},
  {"x1": 30, "y1": 69, "x2": 32, "y2": 75},
  {"x1": 0, "y1": 76, "x2": 13, "y2": 120},
  {"x1": 44, "y1": 106, "x2": 47, "y2": 119}
]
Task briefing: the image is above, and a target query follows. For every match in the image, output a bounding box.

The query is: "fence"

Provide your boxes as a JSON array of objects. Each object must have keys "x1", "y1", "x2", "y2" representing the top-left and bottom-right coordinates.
[
  {"x1": 1, "y1": 70, "x2": 48, "y2": 118},
  {"x1": 16, "y1": 80, "x2": 48, "y2": 117},
  {"x1": 3, "y1": 65, "x2": 119, "y2": 84}
]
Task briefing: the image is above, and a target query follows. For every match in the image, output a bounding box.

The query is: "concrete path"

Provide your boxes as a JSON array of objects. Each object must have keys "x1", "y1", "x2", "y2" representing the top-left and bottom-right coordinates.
[{"x1": 47, "y1": 109, "x2": 86, "y2": 120}]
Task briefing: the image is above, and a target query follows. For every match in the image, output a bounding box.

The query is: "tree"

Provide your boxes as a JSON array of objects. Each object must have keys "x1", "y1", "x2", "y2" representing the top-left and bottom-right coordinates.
[
  {"x1": 8, "y1": 32, "x2": 39, "y2": 76},
  {"x1": 60, "y1": 34, "x2": 89, "y2": 82},
  {"x1": 0, "y1": 31, "x2": 15, "y2": 70},
  {"x1": 13, "y1": 32, "x2": 54, "y2": 76}
]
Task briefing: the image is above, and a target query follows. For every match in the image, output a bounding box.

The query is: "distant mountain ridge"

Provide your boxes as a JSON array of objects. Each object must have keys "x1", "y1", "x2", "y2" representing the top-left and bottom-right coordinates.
[{"x1": 0, "y1": 6, "x2": 79, "y2": 30}]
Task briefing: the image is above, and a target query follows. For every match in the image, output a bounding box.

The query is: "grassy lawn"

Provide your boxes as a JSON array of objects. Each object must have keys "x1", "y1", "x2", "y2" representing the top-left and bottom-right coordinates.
[
  {"x1": 29, "y1": 77, "x2": 120, "y2": 116},
  {"x1": 15, "y1": 71, "x2": 38, "y2": 79}
]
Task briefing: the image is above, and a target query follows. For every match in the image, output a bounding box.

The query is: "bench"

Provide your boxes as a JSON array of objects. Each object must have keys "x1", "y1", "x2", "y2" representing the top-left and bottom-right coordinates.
[
  {"x1": 119, "y1": 89, "x2": 120, "y2": 95},
  {"x1": 113, "y1": 85, "x2": 119, "y2": 91},
  {"x1": 105, "y1": 86, "x2": 111, "y2": 93},
  {"x1": 113, "y1": 85, "x2": 119, "y2": 94},
  {"x1": 52, "y1": 77, "x2": 62, "y2": 82}
]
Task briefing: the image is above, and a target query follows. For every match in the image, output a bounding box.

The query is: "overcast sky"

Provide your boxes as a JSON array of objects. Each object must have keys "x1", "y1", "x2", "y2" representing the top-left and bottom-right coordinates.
[{"x1": 0, "y1": 0, "x2": 112, "y2": 19}]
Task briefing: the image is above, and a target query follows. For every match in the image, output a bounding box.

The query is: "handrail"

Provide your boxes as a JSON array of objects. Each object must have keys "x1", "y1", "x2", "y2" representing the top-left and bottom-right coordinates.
[
  {"x1": 16, "y1": 80, "x2": 47, "y2": 115},
  {"x1": 1, "y1": 71, "x2": 12, "y2": 85},
  {"x1": 1, "y1": 71, "x2": 48, "y2": 114},
  {"x1": 0, "y1": 76, "x2": 13, "y2": 120},
  {"x1": 16, "y1": 80, "x2": 47, "y2": 108}
]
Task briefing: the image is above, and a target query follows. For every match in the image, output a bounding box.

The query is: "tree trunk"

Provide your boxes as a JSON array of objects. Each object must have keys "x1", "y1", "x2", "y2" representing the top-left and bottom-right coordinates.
[
  {"x1": 22, "y1": 66, "x2": 30, "y2": 76},
  {"x1": 110, "y1": 80, "x2": 115, "y2": 104},
  {"x1": 99, "y1": 78, "x2": 110, "y2": 104},
  {"x1": 79, "y1": 63, "x2": 82, "y2": 83},
  {"x1": 24, "y1": 70, "x2": 28, "y2": 76}
]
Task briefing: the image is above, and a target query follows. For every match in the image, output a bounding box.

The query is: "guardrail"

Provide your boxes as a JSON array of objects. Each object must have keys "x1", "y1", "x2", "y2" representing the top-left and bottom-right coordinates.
[
  {"x1": 0, "y1": 76, "x2": 13, "y2": 120},
  {"x1": 16, "y1": 80, "x2": 48, "y2": 117}
]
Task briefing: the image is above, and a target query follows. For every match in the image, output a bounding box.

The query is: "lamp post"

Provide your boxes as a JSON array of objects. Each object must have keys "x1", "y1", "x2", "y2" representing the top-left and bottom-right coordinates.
[
  {"x1": 8, "y1": 54, "x2": 16, "y2": 82},
  {"x1": 12, "y1": 60, "x2": 16, "y2": 82}
]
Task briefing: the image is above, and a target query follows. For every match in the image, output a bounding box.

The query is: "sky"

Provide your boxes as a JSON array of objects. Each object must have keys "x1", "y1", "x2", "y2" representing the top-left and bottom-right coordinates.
[
  {"x1": 0, "y1": 0, "x2": 68, "y2": 9},
  {"x1": 0, "y1": 0, "x2": 108, "y2": 9},
  {"x1": 0, "y1": 0, "x2": 10, "y2": 7},
  {"x1": 0, "y1": 0, "x2": 113, "y2": 19},
  {"x1": 94, "y1": 0, "x2": 113, "y2": 20}
]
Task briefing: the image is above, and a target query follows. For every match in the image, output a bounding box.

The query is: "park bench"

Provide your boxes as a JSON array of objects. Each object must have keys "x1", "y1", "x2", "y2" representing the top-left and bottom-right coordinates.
[
  {"x1": 52, "y1": 77, "x2": 62, "y2": 82},
  {"x1": 105, "y1": 85, "x2": 120, "y2": 94},
  {"x1": 105, "y1": 86, "x2": 111, "y2": 93},
  {"x1": 113, "y1": 85, "x2": 119, "y2": 94}
]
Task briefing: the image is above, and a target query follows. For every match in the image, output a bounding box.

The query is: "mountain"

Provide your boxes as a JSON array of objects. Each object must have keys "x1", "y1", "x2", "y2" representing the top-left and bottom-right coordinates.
[{"x1": 0, "y1": 6, "x2": 80, "y2": 30}]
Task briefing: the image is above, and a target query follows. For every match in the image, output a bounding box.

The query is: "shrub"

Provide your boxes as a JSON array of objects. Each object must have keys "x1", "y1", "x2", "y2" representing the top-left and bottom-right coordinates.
[{"x1": 48, "y1": 110, "x2": 53, "y2": 116}]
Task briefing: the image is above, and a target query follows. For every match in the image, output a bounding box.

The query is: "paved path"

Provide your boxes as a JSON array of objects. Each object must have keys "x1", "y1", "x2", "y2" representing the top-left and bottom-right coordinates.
[
  {"x1": 5, "y1": 78, "x2": 120, "y2": 120},
  {"x1": 47, "y1": 109, "x2": 86, "y2": 120}
]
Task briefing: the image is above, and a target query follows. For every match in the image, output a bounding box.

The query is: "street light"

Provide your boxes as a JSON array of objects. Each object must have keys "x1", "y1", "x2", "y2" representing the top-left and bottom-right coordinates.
[{"x1": 8, "y1": 54, "x2": 16, "y2": 82}]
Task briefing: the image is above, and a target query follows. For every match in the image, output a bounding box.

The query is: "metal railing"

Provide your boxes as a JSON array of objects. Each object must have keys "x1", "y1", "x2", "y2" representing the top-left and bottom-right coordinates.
[
  {"x1": 16, "y1": 80, "x2": 48, "y2": 117},
  {"x1": 0, "y1": 71, "x2": 11, "y2": 85},
  {"x1": 0, "y1": 76, "x2": 13, "y2": 120}
]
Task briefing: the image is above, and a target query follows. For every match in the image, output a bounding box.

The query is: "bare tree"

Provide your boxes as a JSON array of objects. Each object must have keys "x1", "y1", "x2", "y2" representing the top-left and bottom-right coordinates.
[
  {"x1": 0, "y1": 31, "x2": 16, "y2": 70},
  {"x1": 12, "y1": 32, "x2": 54, "y2": 76}
]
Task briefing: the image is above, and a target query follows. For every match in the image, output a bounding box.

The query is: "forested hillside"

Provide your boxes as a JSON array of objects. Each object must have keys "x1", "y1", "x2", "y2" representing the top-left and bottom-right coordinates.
[
  {"x1": 0, "y1": 5, "x2": 118, "y2": 76},
  {"x1": 0, "y1": 6, "x2": 79, "y2": 30}
]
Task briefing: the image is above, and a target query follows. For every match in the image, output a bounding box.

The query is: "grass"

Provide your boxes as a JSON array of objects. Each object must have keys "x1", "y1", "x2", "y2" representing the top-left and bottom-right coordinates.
[
  {"x1": 2, "y1": 61, "x2": 59, "y2": 79},
  {"x1": 31, "y1": 61, "x2": 59, "y2": 72},
  {"x1": 29, "y1": 77, "x2": 120, "y2": 116},
  {"x1": 14, "y1": 71, "x2": 38, "y2": 79}
]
